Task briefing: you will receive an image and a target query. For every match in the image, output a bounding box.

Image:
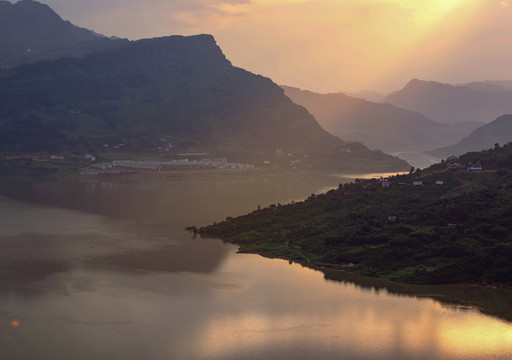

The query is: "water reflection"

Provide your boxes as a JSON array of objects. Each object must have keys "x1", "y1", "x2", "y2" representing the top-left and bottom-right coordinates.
[{"x1": 0, "y1": 172, "x2": 511, "y2": 360}]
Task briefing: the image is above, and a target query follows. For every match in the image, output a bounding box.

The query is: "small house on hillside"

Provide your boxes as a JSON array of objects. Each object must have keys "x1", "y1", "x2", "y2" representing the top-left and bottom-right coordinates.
[
  {"x1": 447, "y1": 155, "x2": 458, "y2": 169},
  {"x1": 380, "y1": 177, "x2": 391, "y2": 188},
  {"x1": 469, "y1": 160, "x2": 482, "y2": 171}
]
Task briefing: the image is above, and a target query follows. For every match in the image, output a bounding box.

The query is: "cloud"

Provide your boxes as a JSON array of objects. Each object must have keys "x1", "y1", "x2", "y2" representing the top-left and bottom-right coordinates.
[
  {"x1": 34, "y1": 0, "x2": 512, "y2": 92},
  {"x1": 42, "y1": 0, "x2": 252, "y2": 38}
]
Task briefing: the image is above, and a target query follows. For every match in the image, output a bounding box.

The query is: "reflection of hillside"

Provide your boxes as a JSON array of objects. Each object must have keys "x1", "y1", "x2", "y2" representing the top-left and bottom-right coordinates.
[
  {"x1": 87, "y1": 237, "x2": 234, "y2": 274},
  {"x1": 322, "y1": 268, "x2": 512, "y2": 323},
  {"x1": 0, "y1": 261, "x2": 70, "y2": 299},
  {"x1": 0, "y1": 235, "x2": 232, "y2": 299},
  {"x1": 0, "y1": 172, "x2": 344, "y2": 225},
  {"x1": 0, "y1": 195, "x2": 232, "y2": 299},
  {"x1": 0, "y1": 173, "x2": 344, "y2": 299}
]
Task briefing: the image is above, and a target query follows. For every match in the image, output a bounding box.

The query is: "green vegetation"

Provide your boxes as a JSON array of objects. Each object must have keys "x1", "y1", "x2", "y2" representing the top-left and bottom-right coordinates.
[{"x1": 199, "y1": 145, "x2": 512, "y2": 286}]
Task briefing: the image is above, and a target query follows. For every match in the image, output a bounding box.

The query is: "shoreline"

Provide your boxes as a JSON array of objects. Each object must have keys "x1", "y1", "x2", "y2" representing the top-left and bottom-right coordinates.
[
  {"x1": 199, "y1": 233, "x2": 512, "y2": 323},
  {"x1": 74, "y1": 167, "x2": 302, "y2": 181}
]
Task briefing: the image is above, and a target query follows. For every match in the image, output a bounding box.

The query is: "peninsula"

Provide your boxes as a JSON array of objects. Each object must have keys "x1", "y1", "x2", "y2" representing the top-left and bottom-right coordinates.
[{"x1": 198, "y1": 144, "x2": 512, "y2": 287}]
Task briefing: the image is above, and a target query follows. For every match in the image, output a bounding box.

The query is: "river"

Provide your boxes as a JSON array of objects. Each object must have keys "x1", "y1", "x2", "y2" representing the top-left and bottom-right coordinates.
[{"x1": 0, "y1": 172, "x2": 511, "y2": 360}]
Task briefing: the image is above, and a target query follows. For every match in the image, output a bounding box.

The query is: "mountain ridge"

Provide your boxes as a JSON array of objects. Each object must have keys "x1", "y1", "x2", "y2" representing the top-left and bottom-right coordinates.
[
  {"x1": 0, "y1": 0, "x2": 128, "y2": 68},
  {"x1": 0, "y1": 34, "x2": 409, "y2": 171},
  {"x1": 281, "y1": 85, "x2": 480, "y2": 153},
  {"x1": 386, "y1": 79, "x2": 512, "y2": 125},
  {"x1": 427, "y1": 114, "x2": 512, "y2": 158}
]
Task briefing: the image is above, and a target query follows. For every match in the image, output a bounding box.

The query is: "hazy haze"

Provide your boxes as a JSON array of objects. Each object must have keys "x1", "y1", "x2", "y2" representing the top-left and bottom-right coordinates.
[{"x1": 8, "y1": 0, "x2": 512, "y2": 93}]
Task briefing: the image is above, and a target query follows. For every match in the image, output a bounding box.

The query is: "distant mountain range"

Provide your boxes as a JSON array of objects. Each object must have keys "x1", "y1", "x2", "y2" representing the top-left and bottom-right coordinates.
[
  {"x1": 281, "y1": 86, "x2": 480, "y2": 153},
  {"x1": 0, "y1": 0, "x2": 128, "y2": 68},
  {"x1": 427, "y1": 114, "x2": 512, "y2": 158},
  {"x1": 342, "y1": 90, "x2": 385, "y2": 103},
  {"x1": 386, "y1": 79, "x2": 512, "y2": 125}
]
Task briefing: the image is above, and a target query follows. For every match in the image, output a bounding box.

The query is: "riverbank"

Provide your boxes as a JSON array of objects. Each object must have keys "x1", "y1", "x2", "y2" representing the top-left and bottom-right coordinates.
[
  {"x1": 76, "y1": 167, "x2": 285, "y2": 180},
  {"x1": 198, "y1": 232, "x2": 512, "y2": 322}
]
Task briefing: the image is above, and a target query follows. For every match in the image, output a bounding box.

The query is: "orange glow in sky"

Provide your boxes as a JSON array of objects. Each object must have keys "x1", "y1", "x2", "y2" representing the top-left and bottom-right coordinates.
[{"x1": 42, "y1": 0, "x2": 512, "y2": 92}]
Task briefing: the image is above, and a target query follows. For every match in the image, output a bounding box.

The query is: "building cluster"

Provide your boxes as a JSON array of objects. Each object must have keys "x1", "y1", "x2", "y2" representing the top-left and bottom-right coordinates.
[
  {"x1": 441, "y1": 155, "x2": 483, "y2": 171},
  {"x1": 353, "y1": 177, "x2": 444, "y2": 188},
  {"x1": 89, "y1": 158, "x2": 255, "y2": 171},
  {"x1": 468, "y1": 160, "x2": 483, "y2": 171}
]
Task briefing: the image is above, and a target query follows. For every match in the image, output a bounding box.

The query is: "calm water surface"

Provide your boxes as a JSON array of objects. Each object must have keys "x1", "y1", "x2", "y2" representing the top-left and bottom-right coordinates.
[{"x1": 0, "y1": 172, "x2": 511, "y2": 360}]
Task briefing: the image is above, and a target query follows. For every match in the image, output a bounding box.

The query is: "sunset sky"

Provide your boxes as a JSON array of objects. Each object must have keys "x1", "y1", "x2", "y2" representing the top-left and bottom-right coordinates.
[{"x1": 31, "y1": 0, "x2": 512, "y2": 93}]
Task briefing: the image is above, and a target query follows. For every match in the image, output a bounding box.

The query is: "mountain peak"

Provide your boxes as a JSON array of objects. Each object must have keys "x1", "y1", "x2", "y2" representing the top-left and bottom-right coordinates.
[
  {"x1": 402, "y1": 78, "x2": 447, "y2": 90},
  {"x1": 12, "y1": 0, "x2": 61, "y2": 19},
  {"x1": 0, "y1": 0, "x2": 126, "y2": 67}
]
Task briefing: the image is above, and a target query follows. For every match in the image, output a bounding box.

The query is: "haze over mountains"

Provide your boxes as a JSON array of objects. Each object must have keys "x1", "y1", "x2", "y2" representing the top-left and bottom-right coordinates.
[
  {"x1": 428, "y1": 115, "x2": 512, "y2": 158},
  {"x1": 0, "y1": 0, "x2": 129, "y2": 68},
  {"x1": 386, "y1": 79, "x2": 512, "y2": 125},
  {"x1": 282, "y1": 86, "x2": 479, "y2": 154}
]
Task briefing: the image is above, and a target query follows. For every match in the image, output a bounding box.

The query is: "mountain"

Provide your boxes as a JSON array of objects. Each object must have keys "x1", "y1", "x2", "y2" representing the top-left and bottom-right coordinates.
[
  {"x1": 386, "y1": 79, "x2": 512, "y2": 125},
  {"x1": 0, "y1": 0, "x2": 128, "y2": 68},
  {"x1": 342, "y1": 90, "x2": 386, "y2": 103},
  {"x1": 0, "y1": 34, "x2": 409, "y2": 171},
  {"x1": 481, "y1": 80, "x2": 512, "y2": 90},
  {"x1": 427, "y1": 115, "x2": 512, "y2": 158},
  {"x1": 463, "y1": 81, "x2": 512, "y2": 93},
  {"x1": 281, "y1": 86, "x2": 479, "y2": 153}
]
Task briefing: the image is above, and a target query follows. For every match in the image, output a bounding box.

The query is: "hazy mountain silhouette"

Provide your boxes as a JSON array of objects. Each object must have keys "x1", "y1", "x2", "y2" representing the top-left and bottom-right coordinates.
[
  {"x1": 281, "y1": 86, "x2": 479, "y2": 153},
  {"x1": 427, "y1": 115, "x2": 512, "y2": 158},
  {"x1": 0, "y1": 1, "x2": 410, "y2": 171},
  {"x1": 463, "y1": 81, "x2": 512, "y2": 93},
  {"x1": 386, "y1": 79, "x2": 512, "y2": 125},
  {"x1": 482, "y1": 80, "x2": 512, "y2": 90},
  {"x1": 0, "y1": 0, "x2": 128, "y2": 68},
  {"x1": 342, "y1": 90, "x2": 386, "y2": 103},
  {"x1": 0, "y1": 34, "x2": 410, "y2": 171}
]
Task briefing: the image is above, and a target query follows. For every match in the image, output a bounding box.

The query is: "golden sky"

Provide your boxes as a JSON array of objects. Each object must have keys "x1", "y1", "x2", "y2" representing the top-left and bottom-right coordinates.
[{"x1": 41, "y1": 0, "x2": 512, "y2": 92}]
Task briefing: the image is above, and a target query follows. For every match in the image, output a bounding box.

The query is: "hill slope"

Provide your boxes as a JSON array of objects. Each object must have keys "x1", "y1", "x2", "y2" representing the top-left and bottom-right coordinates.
[
  {"x1": 428, "y1": 115, "x2": 512, "y2": 158},
  {"x1": 0, "y1": 0, "x2": 127, "y2": 68},
  {"x1": 282, "y1": 86, "x2": 477, "y2": 153},
  {"x1": 0, "y1": 34, "x2": 409, "y2": 171},
  {"x1": 386, "y1": 79, "x2": 512, "y2": 125},
  {"x1": 200, "y1": 145, "x2": 512, "y2": 287}
]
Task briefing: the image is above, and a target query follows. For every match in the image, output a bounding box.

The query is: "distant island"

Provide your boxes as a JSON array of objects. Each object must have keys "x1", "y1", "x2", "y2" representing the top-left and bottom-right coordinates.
[{"x1": 197, "y1": 144, "x2": 512, "y2": 287}]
